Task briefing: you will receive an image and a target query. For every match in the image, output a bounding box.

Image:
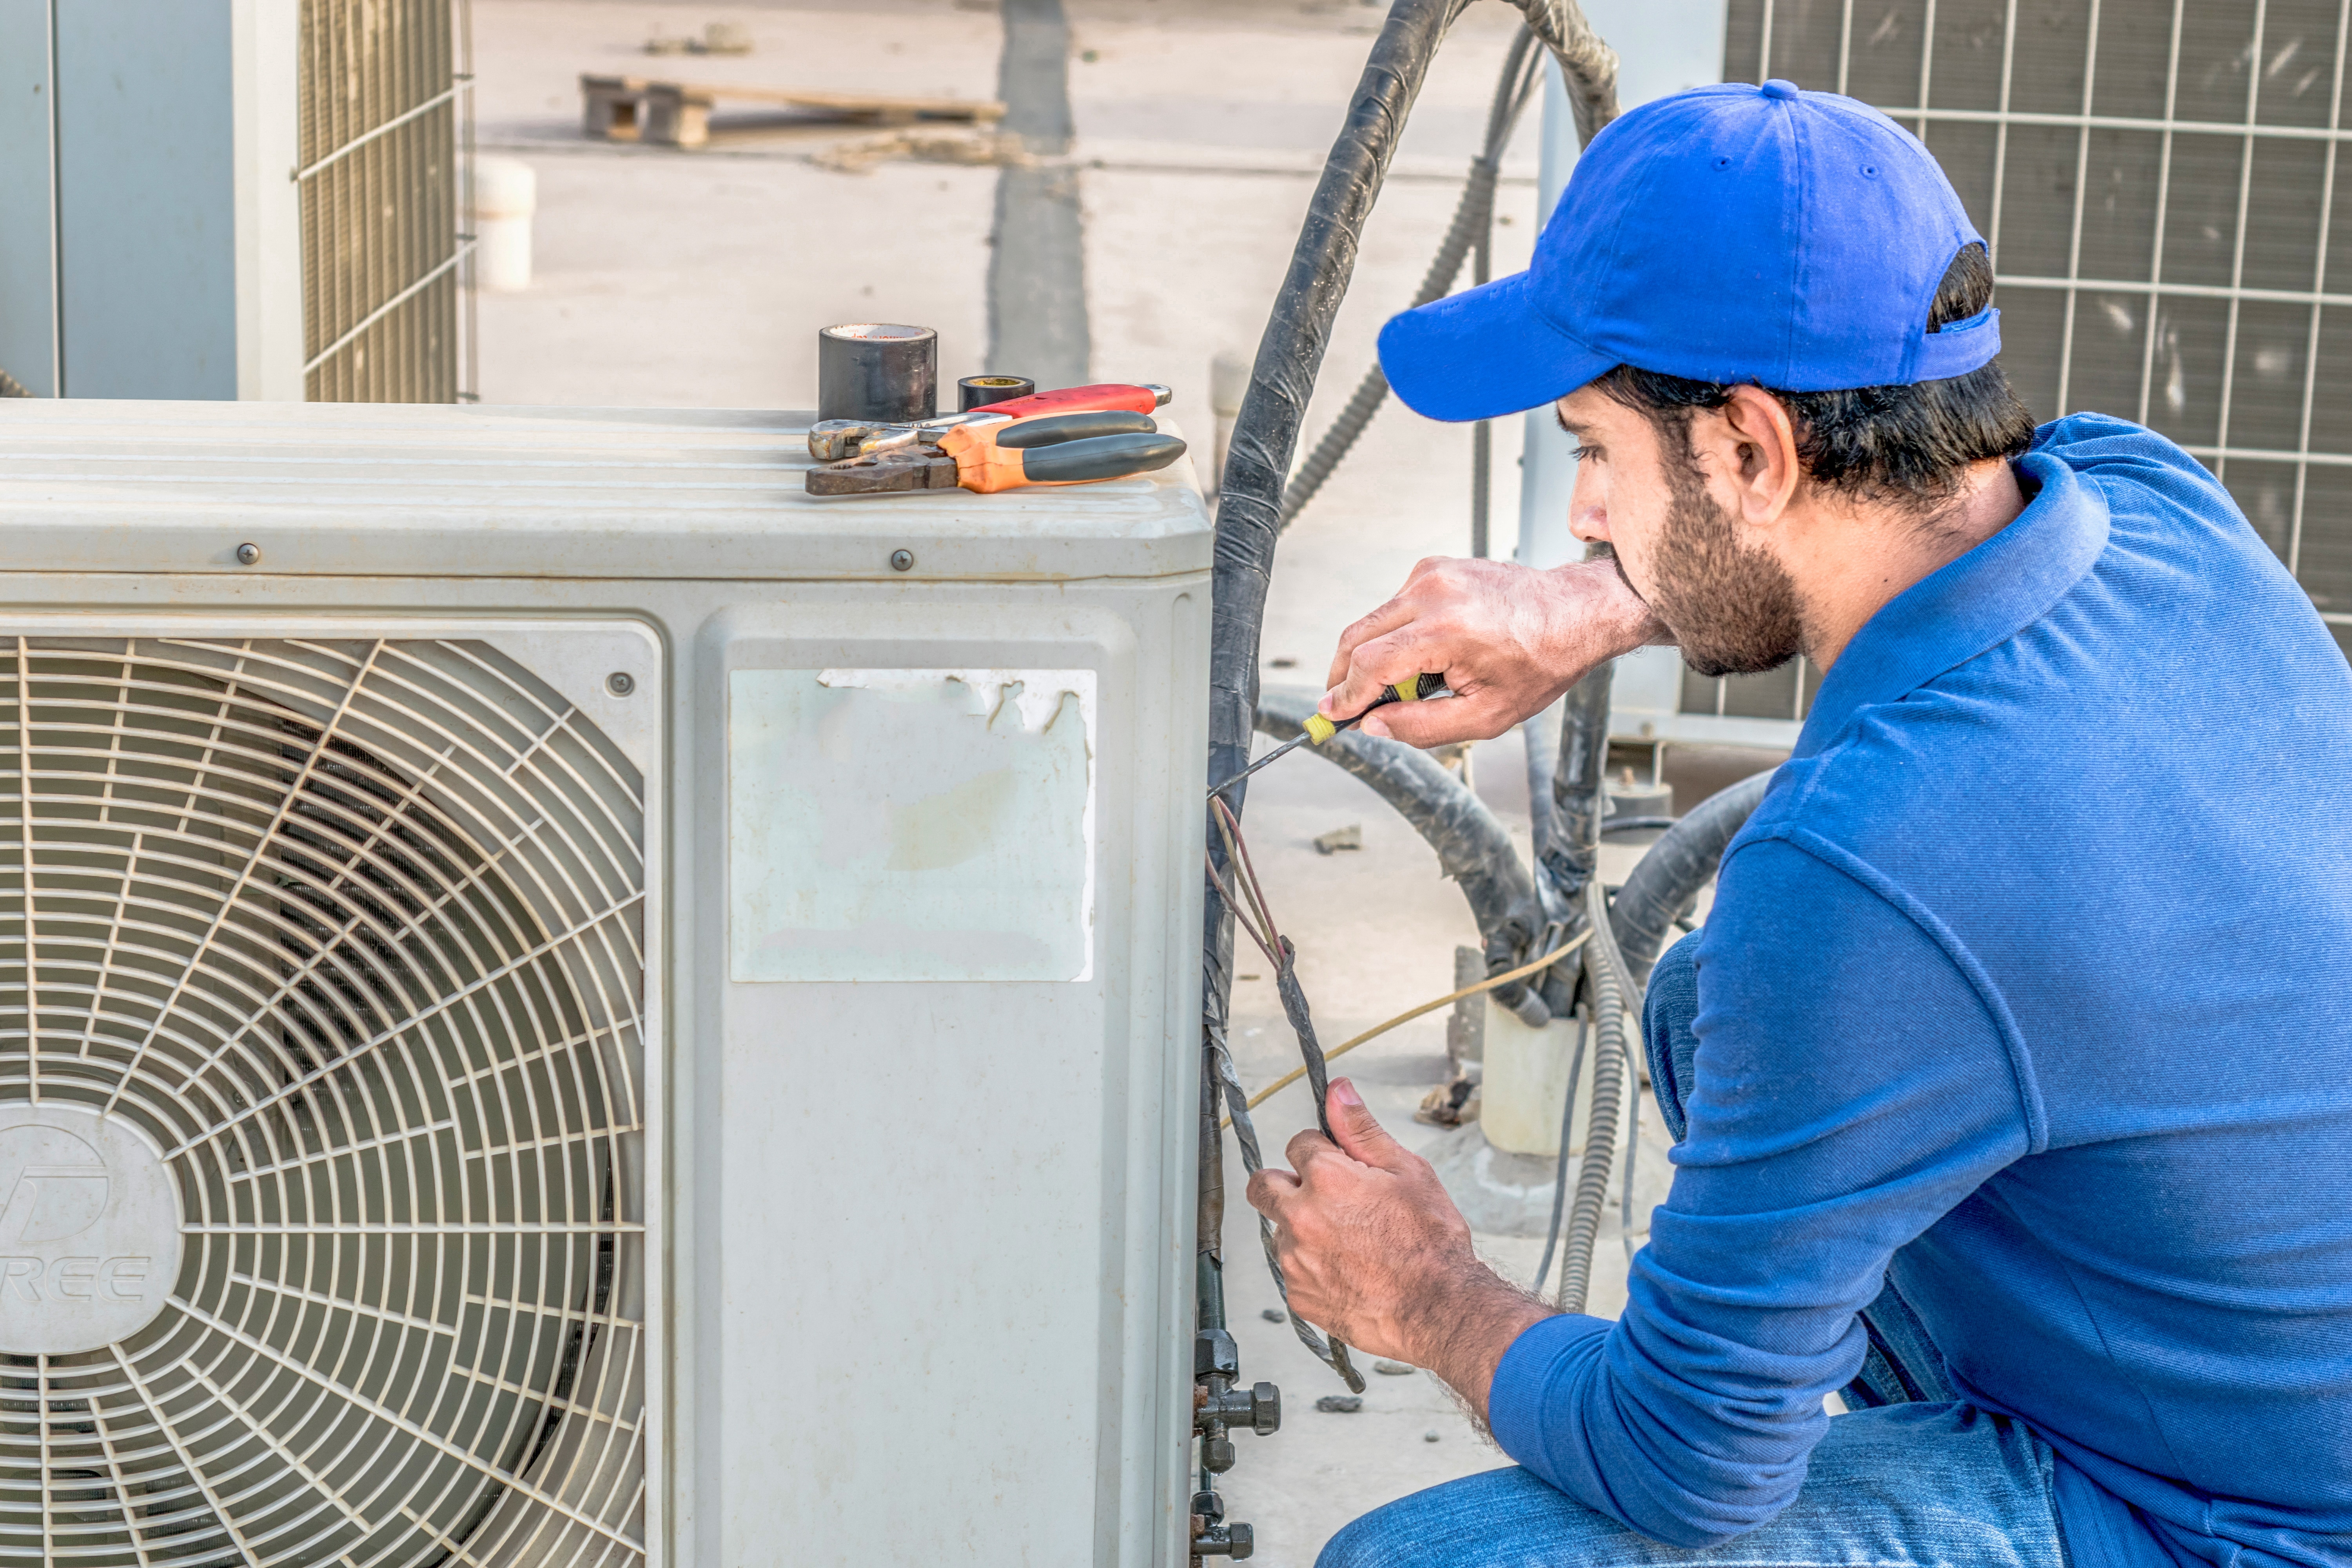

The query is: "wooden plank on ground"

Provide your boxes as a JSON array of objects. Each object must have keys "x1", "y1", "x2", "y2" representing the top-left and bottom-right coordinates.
[{"x1": 578, "y1": 74, "x2": 1006, "y2": 150}]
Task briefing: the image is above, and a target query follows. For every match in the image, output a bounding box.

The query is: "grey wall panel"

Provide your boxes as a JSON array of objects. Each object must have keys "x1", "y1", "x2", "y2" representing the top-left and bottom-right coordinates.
[
  {"x1": 55, "y1": 0, "x2": 238, "y2": 398},
  {"x1": 0, "y1": 0, "x2": 56, "y2": 396}
]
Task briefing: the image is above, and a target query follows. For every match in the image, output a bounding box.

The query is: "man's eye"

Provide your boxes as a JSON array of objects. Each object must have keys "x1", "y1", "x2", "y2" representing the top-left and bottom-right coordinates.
[{"x1": 1569, "y1": 444, "x2": 1602, "y2": 463}]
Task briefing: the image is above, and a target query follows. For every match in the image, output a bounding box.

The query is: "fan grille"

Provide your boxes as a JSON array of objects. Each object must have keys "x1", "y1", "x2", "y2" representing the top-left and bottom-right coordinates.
[{"x1": 0, "y1": 637, "x2": 647, "y2": 1568}]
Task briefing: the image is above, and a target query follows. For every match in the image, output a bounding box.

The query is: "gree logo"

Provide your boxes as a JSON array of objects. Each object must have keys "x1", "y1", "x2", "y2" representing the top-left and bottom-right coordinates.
[
  {"x1": 0, "y1": 1125, "x2": 111, "y2": 1247},
  {"x1": 0, "y1": 1110, "x2": 180, "y2": 1354},
  {"x1": 0, "y1": 1127, "x2": 149, "y2": 1301},
  {"x1": 0, "y1": 1255, "x2": 149, "y2": 1302}
]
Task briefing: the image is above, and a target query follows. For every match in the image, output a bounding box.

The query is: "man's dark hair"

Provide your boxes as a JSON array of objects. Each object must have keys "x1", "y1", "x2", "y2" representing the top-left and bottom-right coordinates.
[{"x1": 1593, "y1": 244, "x2": 2036, "y2": 522}]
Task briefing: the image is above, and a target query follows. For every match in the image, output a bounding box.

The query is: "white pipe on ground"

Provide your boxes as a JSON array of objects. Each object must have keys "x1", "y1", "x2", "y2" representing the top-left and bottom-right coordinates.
[{"x1": 472, "y1": 157, "x2": 537, "y2": 293}]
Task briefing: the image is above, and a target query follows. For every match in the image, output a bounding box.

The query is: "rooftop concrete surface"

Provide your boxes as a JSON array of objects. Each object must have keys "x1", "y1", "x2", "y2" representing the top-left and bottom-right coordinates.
[{"x1": 470, "y1": 2, "x2": 1760, "y2": 1561}]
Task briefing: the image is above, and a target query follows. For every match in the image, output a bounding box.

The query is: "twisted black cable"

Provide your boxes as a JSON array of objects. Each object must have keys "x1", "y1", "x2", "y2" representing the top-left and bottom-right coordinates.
[{"x1": 1278, "y1": 25, "x2": 1543, "y2": 530}]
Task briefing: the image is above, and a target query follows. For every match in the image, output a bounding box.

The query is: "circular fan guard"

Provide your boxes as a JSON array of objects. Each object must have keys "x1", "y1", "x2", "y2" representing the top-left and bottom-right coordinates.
[{"x1": 0, "y1": 637, "x2": 646, "y2": 1568}]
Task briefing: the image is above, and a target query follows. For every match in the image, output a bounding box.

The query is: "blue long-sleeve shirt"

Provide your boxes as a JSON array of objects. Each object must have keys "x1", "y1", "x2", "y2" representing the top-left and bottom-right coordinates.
[{"x1": 1488, "y1": 416, "x2": 2352, "y2": 1568}]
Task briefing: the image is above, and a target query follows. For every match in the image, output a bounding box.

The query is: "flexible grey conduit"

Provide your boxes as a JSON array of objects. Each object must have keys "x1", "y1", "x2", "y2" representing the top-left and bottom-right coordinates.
[
  {"x1": 1557, "y1": 876, "x2": 1632, "y2": 1312},
  {"x1": 1541, "y1": 773, "x2": 1768, "y2": 1305},
  {"x1": 1529, "y1": 1014, "x2": 1588, "y2": 1294},
  {"x1": 1278, "y1": 25, "x2": 1541, "y2": 530}
]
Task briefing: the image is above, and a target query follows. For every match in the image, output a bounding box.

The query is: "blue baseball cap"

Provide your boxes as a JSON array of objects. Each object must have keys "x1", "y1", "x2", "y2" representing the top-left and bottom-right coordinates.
[{"x1": 1377, "y1": 79, "x2": 2000, "y2": 421}]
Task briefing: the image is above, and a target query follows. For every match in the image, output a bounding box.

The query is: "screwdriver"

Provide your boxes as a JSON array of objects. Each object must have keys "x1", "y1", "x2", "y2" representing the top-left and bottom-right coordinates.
[{"x1": 1207, "y1": 673, "x2": 1448, "y2": 799}]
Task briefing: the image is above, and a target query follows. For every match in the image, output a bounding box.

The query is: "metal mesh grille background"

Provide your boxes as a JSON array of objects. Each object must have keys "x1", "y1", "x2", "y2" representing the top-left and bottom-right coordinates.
[
  {"x1": 1676, "y1": 653, "x2": 1824, "y2": 726},
  {"x1": 0, "y1": 638, "x2": 645, "y2": 1568},
  {"x1": 1725, "y1": 0, "x2": 2352, "y2": 670},
  {"x1": 298, "y1": 0, "x2": 467, "y2": 403}
]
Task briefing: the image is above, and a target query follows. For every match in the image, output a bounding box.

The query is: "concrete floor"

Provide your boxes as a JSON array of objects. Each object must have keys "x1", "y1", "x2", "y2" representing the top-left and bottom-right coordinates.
[{"x1": 470, "y1": 3, "x2": 1780, "y2": 1561}]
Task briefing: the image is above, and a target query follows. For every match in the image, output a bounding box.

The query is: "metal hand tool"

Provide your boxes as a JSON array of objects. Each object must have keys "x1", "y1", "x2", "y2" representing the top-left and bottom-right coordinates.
[
  {"x1": 806, "y1": 407, "x2": 1187, "y2": 497},
  {"x1": 1206, "y1": 673, "x2": 1449, "y2": 798},
  {"x1": 806, "y1": 381, "x2": 1172, "y2": 461}
]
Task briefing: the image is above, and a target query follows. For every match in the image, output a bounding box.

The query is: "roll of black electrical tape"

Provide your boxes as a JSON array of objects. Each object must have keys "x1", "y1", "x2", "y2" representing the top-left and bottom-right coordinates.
[
  {"x1": 958, "y1": 374, "x2": 1036, "y2": 412},
  {"x1": 818, "y1": 323, "x2": 937, "y2": 423}
]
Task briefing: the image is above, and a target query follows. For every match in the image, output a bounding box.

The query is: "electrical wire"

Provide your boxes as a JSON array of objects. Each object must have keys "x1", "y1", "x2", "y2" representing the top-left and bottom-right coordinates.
[
  {"x1": 1192, "y1": 1, "x2": 1622, "y2": 1543},
  {"x1": 1529, "y1": 1011, "x2": 1589, "y2": 1295},
  {"x1": 1224, "y1": 926, "x2": 1591, "y2": 1122},
  {"x1": 1206, "y1": 796, "x2": 1368, "y2": 1393}
]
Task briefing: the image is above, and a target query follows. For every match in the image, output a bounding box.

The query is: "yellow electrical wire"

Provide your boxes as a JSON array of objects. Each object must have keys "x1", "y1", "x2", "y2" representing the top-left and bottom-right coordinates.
[{"x1": 1222, "y1": 927, "x2": 1593, "y2": 1126}]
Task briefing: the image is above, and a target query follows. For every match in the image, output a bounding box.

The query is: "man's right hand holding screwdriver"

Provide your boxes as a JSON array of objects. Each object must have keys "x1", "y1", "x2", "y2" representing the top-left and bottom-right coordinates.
[{"x1": 1316, "y1": 554, "x2": 1667, "y2": 748}]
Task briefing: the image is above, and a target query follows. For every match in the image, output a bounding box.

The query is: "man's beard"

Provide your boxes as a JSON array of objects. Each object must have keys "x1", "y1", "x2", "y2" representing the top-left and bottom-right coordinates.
[{"x1": 1641, "y1": 448, "x2": 1806, "y2": 679}]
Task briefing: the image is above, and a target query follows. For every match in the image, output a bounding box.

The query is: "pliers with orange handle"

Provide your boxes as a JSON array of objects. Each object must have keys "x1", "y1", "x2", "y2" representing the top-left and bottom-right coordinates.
[{"x1": 804, "y1": 381, "x2": 1189, "y2": 496}]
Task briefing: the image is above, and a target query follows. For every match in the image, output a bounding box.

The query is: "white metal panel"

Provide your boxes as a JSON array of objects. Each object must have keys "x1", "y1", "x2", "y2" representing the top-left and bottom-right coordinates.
[
  {"x1": 0, "y1": 400, "x2": 1213, "y2": 584},
  {"x1": 232, "y1": 0, "x2": 303, "y2": 399},
  {"x1": 0, "y1": 399, "x2": 1212, "y2": 1567},
  {"x1": 730, "y1": 668, "x2": 1097, "y2": 984},
  {"x1": 701, "y1": 594, "x2": 1201, "y2": 1568},
  {"x1": 6, "y1": 0, "x2": 301, "y2": 400}
]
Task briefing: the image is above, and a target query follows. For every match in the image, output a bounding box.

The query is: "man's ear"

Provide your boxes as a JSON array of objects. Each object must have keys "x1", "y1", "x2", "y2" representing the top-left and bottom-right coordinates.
[{"x1": 1701, "y1": 385, "x2": 1801, "y2": 528}]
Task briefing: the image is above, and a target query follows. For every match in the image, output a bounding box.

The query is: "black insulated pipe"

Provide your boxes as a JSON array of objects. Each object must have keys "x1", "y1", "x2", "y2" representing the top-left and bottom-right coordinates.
[
  {"x1": 1203, "y1": 0, "x2": 1475, "y2": 1216},
  {"x1": 1278, "y1": 24, "x2": 1539, "y2": 533},
  {"x1": 1256, "y1": 687, "x2": 1550, "y2": 1026},
  {"x1": 1197, "y1": 1, "x2": 1472, "y2": 1552},
  {"x1": 1198, "y1": 2, "x2": 1619, "y2": 1552},
  {"x1": 1607, "y1": 768, "x2": 1775, "y2": 985}
]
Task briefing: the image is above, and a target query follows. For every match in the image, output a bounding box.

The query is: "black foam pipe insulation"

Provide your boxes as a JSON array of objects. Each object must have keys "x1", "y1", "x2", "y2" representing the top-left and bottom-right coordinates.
[
  {"x1": 1205, "y1": 0, "x2": 1623, "y2": 1061},
  {"x1": 1198, "y1": 0, "x2": 1470, "y2": 1320},
  {"x1": 1254, "y1": 687, "x2": 1549, "y2": 1024},
  {"x1": 1608, "y1": 769, "x2": 1776, "y2": 984},
  {"x1": 1192, "y1": 0, "x2": 1624, "y2": 1536}
]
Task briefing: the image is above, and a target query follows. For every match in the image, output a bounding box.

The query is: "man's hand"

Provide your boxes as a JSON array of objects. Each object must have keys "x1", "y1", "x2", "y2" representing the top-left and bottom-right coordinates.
[
  {"x1": 1321, "y1": 556, "x2": 1665, "y2": 748},
  {"x1": 1247, "y1": 1078, "x2": 1552, "y2": 1419}
]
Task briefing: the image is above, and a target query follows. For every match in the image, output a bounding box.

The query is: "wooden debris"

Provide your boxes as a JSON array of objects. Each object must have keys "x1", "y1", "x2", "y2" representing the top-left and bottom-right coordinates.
[
  {"x1": 644, "y1": 21, "x2": 752, "y2": 55},
  {"x1": 812, "y1": 128, "x2": 1033, "y2": 174},
  {"x1": 579, "y1": 74, "x2": 1006, "y2": 150},
  {"x1": 1312, "y1": 822, "x2": 1363, "y2": 855}
]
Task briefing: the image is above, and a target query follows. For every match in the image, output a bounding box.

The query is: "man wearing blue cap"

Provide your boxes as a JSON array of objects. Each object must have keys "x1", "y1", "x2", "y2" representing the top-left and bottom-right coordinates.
[{"x1": 1247, "y1": 81, "x2": 2352, "y2": 1568}]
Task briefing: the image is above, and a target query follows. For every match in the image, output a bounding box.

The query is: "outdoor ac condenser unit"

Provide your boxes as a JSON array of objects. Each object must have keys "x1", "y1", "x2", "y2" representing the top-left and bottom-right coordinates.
[{"x1": 0, "y1": 399, "x2": 1209, "y2": 1567}]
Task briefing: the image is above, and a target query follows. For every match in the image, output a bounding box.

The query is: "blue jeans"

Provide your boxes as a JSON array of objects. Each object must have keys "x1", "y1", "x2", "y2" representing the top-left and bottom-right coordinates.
[{"x1": 1321, "y1": 937, "x2": 2072, "y2": 1568}]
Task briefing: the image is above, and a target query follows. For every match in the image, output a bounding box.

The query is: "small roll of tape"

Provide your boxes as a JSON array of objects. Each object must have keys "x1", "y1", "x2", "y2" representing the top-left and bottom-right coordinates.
[{"x1": 958, "y1": 374, "x2": 1036, "y2": 412}]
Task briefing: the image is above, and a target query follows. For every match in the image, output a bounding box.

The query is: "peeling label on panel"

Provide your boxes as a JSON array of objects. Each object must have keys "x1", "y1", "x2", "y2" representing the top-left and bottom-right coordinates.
[{"x1": 729, "y1": 669, "x2": 1096, "y2": 983}]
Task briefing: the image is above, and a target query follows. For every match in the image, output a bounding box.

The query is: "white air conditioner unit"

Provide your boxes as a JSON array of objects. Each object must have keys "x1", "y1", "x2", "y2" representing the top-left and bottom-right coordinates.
[{"x1": 0, "y1": 399, "x2": 1209, "y2": 1567}]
